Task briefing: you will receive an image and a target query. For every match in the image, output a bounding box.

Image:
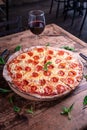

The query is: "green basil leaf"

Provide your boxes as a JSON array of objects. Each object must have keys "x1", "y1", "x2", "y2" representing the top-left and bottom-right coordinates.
[
  {"x1": 68, "y1": 103, "x2": 74, "y2": 113},
  {"x1": 15, "y1": 45, "x2": 21, "y2": 52},
  {"x1": 61, "y1": 107, "x2": 68, "y2": 115},
  {"x1": 9, "y1": 96, "x2": 13, "y2": 104},
  {"x1": 26, "y1": 109, "x2": 34, "y2": 114},
  {"x1": 84, "y1": 75, "x2": 87, "y2": 81},
  {"x1": 46, "y1": 43, "x2": 50, "y2": 46},
  {"x1": 13, "y1": 106, "x2": 20, "y2": 112},
  {"x1": 26, "y1": 106, "x2": 34, "y2": 114},
  {"x1": 44, "y1": 61, "x2": 52, "y2": 71},
  {"x1": 0, "y1": 88, "x2": 11, "y2": 93},
  {"x1": 62, "y1": 46, "x2": 75, "y2": 51},
  {"x1": 0, "y1": 57, "x2": 5, "y2": 64},
  {"x1": 83, "y1": 96, "x2": 87, "y2": 106},
  {"x1": 60, "y1": 103, "x2": 74, "y2": 120}
]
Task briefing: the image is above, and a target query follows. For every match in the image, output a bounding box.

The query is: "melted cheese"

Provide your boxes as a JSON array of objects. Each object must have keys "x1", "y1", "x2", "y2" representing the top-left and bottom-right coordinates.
[{"x1": 7, "y1": 47, "x2": 83, "y2": 95}]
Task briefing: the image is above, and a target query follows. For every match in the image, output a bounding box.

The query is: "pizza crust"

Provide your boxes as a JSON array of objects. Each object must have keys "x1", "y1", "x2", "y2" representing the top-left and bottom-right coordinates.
[
  {"x1": 8, "y1": 81, "x2": 72, "y2": 101},
  {"x1": 3, "y1": 46, "x2": 83, "y2": 101}
]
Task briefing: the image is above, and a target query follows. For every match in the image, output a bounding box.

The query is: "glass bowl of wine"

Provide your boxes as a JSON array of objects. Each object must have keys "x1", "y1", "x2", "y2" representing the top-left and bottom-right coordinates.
[{"x1": 28, "y1": 10, "x2": 45, "y2": 43}]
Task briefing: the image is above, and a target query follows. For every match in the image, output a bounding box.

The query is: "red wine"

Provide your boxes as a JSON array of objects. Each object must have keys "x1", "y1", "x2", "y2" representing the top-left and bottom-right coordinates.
[{"x1": 29, "y1": 21, "x2": 45, "y2": 35}]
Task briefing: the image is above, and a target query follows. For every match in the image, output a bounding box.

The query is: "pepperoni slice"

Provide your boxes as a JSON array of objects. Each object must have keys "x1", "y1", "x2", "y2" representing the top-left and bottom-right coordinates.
[
  {"x1": 39, "y1": 79, "x2": 46, "y2": 86},
  {"x1": 68, "y1": 70, "x2": 76, "y2": 76},
  {"x1": 48, "y1": 50, "x2": 54, "y2": 55},
  {"x1": 56, "y1": 84, "x2": 66, "y2": 94},
  {"x1": 13, "y1": 80, "x2": 21, "y2": 87},
  {"x1": 58, "y1": 63, "x2": 66, "y2": 69},
  {"x1": 13, "y1": 59, "x2": 20, "y2": 64},
  {"x1": 44, "y1": 86, "x2": 53, "y2": 95},
  {"x1": 67, "y1": 78, "x2": 74, "y2": 84},
  {"x1": 33, "y1": 61, "x2": 39, "y2": 65},
  {"x1": 58, "y1": 70, "x2": 65, "y2": 76},
  {"x1": 48, "y1": 64, "x2": 54, "y2": 69},
  {"x1": 36, "y1": 65, "x2": 43, "y2": 71},
  {"x1": 46, "y1": 55, "x2": 52, "y2": 60},
  {"x1": 57, "y1": 50, "x2": 64, "y2": 55},
  {"x1": 44, "y1": 71, "x2": 51, "y2": 76},
  {"x1": 31, "y1": 85, "x2": 37, "y2": 93},
  {"x1": 16, "y1": 73, "x2": 22, "y2": 78},
  {"x1": 44, "y1": 59, "x2": 47, "y2": 64},
  {"x1": 66, "y1": 56, "x2": 72, "y2": 60},
  {"x1": 20, "y1": 54, "x2": 26, "y2": 59},
  {"x1": 15, "y1": 66, "x2": 22, "y2": 71},
  {"x1": 25, "y1": 66, "x2": 31, "y2": 72},
  {"x1": 32, "y1": 72, "x2": 38, "y2": 77},
  {"x1": 55, "y1": 59, "x2": 61, "y2": 64},
  {"x1": 33, "y1": 55, "x2": 39, "y2": 60},
  {"x1": 27, "y1": 59, "x2": 33, "y2": 63},
  {"x1": 22, "y1": 79, "x2": 28, "y2": 86},
  {"x1": 70, "y1": 63, "x2": 78, "y2": 69},
  {"x1": 27, "y1": 51, "x2": 33, "y2": 56},
  {"x1": 51, "y1": 77, "x2": 59, "y2": 82},
  {"x1": 7, "y1": 65, "x2": 10, "y2": 72},
  {"x1": 37, "y1": 48, "x2": 44, "y2": 52}
]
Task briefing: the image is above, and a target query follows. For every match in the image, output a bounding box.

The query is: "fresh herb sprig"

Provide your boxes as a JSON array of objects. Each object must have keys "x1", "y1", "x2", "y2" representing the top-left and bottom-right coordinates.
[
  {"x1": 0, "y1": 88, "x2": 11, "y2": 93},
  {"x1": 61, "y1": 46, "x2": 75, "y2": 51},
  {"x1": 9, "y1": 96, "x2": 21, "y2": 113},
  {"x1": 83, "y1": 96, "x2": 87, "y2": 106},
  {"x1": 9, "y1": 96, "x2": 34, "y2": 114},
  {"x1": 26, "y1": 106, "x2": 34, "y2": 114},
  {"x1": 44, "y1": 61, "x2": 52, "y2": 71},
  {"x1": 13, "y1": 106, "x2": 21, "y2": 112},
  {"x1": 9, "y1": 96, "x2": 14, "y2": 104},
  {"x1": 84, "y1": 75, "x2": 87, "y2": 81},
  {"x1": 0, "y1": 57, "x2": 5, "y2": 64},
  {"x1": 46, "y1": 43, "x2": 50, "y2": 47},
  {"x1": 15, "y1": 45, "x2": 21, "y2": 52},
  {"x1": 60, "y1": 103, "x2": 74, "y2": 120}
]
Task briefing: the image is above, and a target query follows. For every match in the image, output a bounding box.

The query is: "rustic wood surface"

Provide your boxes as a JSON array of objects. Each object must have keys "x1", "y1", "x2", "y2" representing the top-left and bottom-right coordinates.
[{"x1": 0, "y1": 24, "x2": 87, "y2": 130}]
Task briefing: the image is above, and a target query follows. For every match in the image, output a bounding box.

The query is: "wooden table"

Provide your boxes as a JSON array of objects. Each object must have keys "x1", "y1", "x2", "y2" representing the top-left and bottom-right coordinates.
[{"x1": 0, "y1": 24, "x2": 87, "y2": 130}]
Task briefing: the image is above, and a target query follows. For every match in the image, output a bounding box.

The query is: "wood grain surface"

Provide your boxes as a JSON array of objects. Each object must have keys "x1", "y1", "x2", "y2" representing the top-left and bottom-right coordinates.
[{"x1": 0, "y1": 24, "x2": 87, "y2": 130}]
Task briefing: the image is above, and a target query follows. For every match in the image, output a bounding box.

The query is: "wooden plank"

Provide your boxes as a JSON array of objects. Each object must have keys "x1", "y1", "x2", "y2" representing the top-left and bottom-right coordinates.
[
  {"x1": 28, "y1": 90, "x2": 87, "y2": 130},
  {"x1": 0, "y1": 24, "x2": 87, "y2": 130}
]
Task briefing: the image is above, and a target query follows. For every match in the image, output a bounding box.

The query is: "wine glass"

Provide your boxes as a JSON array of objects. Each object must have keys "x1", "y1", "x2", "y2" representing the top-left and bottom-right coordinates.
[{"x1": 28, "y1": 10, "x2": 46, "y2": 45}]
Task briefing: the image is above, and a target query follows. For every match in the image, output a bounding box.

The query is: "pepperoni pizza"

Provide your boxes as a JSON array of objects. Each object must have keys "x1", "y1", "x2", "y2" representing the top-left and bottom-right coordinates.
[{"x1": 3, "y1": 46, "x2": 83, "y2": 100}]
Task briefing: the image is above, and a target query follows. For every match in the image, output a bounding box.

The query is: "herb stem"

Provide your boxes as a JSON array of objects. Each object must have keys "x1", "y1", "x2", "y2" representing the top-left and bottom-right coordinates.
[{"x1": 68, "y1": 112, "x2": 71, "y2": 120}]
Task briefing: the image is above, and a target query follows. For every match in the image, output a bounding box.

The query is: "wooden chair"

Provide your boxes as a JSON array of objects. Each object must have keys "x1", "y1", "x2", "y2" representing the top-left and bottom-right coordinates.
[
  {"x1": 70, "y1": 0, "x2": 87, "y2": 26},
  {"x1": 80, "y1": 6, "x2": 87, "y2": 33},
  {"x1": 64, "y1": 0, "x2": 87, "y2": 26},
  {"x1": 49, "y1": 0, "x2": 67, "y2": 18},
  {"x1": 0, "y1": 16, "x2": 22, "y2": 37},
  {"x1": 0, "y1": 0, "x2": 6, "y2": 17}
]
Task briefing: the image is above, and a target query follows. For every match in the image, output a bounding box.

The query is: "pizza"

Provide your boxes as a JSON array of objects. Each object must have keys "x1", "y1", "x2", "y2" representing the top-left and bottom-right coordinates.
[{"x1": 3, "y1": 46, "x2": 83, "y2": 100}]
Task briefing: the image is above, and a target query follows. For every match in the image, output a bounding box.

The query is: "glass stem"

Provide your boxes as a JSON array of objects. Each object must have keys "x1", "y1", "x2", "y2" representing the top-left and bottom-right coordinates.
[{"x1": 36, "y1": 35, "x2": 40, "y2": 46}]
